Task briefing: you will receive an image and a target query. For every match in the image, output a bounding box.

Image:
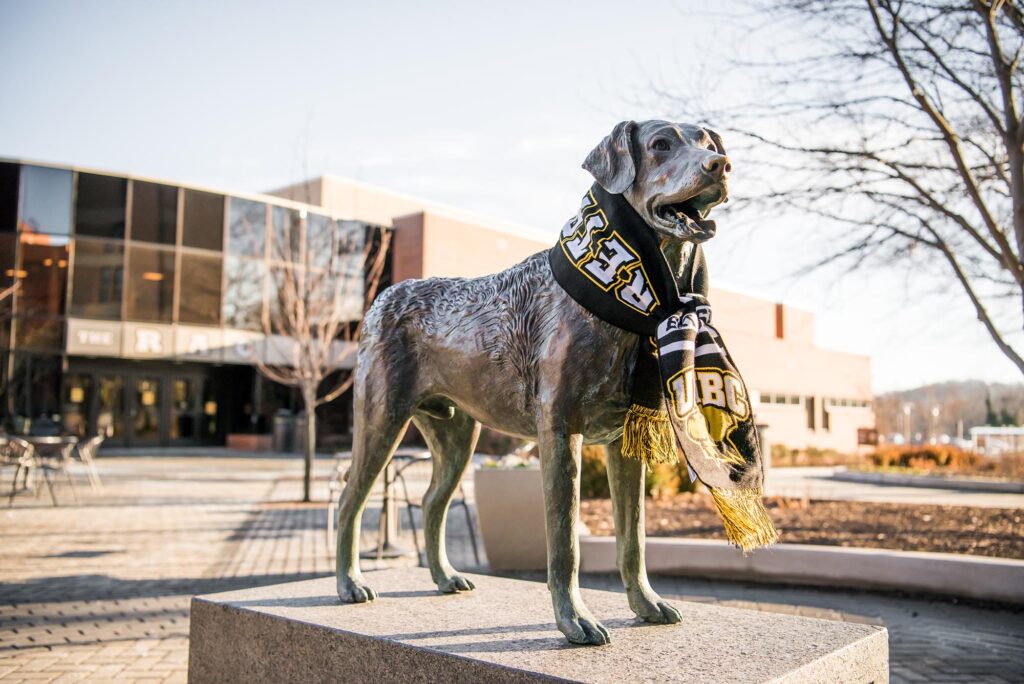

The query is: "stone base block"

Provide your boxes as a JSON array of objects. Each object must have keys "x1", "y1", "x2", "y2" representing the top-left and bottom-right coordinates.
[{"x1": 188, "y1": 568, "x2": 888, "y2": 683}]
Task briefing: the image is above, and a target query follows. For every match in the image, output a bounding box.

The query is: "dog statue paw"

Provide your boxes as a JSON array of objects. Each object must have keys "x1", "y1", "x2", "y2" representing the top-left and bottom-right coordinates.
[
  {"x1": 337, "y1": 575, "x2": 377, "y2": 603},
  {"x1": 628, "y1": 589, "x2": 683, "y2": 624},
  {"x1": 436, "y1": 573, "x2": 475, "y2": 594}
]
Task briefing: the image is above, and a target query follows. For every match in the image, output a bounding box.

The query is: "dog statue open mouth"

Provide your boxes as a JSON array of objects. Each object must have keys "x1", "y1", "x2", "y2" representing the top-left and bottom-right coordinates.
[
  {"x1": 654, "y1": 182, "x2": 728, "y2": 240},
  {"x1": 335, "y1": 120, "x2": 769, "y2": 647}
]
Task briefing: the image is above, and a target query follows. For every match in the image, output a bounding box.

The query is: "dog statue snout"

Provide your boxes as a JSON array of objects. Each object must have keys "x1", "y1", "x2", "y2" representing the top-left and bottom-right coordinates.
[{"x1": 702, "y1": 154, "x2": 731, "y2": 180}]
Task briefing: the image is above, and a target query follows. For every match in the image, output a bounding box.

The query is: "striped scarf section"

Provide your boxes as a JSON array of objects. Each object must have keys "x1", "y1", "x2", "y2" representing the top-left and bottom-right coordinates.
[{"x1": 549, "y1": 184, "x2": 777, "y2": 551}]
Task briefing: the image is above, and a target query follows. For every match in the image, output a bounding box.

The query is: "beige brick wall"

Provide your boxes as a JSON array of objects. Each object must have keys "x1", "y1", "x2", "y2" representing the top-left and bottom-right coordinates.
[{"x1": 419, "y1": 212, "x2": 547, "y2": 279}]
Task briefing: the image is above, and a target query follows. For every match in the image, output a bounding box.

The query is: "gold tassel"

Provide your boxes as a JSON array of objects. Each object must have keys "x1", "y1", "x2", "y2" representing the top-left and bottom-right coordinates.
[
  {"x1": 621, "y1": 404, "x2": 677, "y2": 466},
  {"x1": 709, "y1": 487, "x2": 779, "y2": 553}
]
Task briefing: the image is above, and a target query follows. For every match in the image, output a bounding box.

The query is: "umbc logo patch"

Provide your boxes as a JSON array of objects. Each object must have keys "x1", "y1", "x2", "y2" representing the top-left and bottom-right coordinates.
[
  {"x1": 559, "y1": 191, "x2": 660, "y2": 315},
  {"x1": 667, "y1": 366, "x2": 750, "y2": 467}
]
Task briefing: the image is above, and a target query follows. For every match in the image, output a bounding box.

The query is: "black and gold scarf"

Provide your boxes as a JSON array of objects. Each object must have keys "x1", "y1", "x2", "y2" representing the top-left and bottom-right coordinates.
[{"x1": 548, "y1": 184, "x2": 778, "y2": 551}]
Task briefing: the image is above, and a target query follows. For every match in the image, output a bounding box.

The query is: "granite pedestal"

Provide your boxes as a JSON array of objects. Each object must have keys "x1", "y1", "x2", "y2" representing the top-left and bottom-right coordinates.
[{"x1": 188, "y1": 568, "x2": 888, "y2": 683}]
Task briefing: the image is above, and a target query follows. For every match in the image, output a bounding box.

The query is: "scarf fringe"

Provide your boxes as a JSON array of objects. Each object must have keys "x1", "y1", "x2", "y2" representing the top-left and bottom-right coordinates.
[
  {"x1": 621, "y1": 405, "x2": 677, "y2": 466},
  {"x1": 709, "y1": 487, "x2": 779, "y2": 553}
]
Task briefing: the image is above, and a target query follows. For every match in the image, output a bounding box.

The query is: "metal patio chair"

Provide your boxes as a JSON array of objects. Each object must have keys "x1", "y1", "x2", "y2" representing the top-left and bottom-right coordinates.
[
  {"x1": 393, "y1": 454, "x2": 481, "y2": 568},
  {"x1": 74, "y1": 434, "x2": 105, "y2": 491},
  {"x1": 3, "y1": 436, "x2": 57, "y2": 507},
  {"x1": 27, "y1": 436, "x2": 79, "y2": 504}
]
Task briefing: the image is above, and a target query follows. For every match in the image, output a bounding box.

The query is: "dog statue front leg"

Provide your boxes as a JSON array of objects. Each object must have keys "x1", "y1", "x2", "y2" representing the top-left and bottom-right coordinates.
[
  {"x1": 606, "y1": 439, "x2": 682, "y2": 624},
  {"x1": 538, "y1": 427, "x2": 611, "y2": 645}
]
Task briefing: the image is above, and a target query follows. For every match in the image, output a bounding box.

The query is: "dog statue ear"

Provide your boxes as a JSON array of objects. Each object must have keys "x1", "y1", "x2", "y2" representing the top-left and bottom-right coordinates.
[
  {"x1": 583, "y1": 120, "x2": 637, "y2": 194},
  {"x1": 705, "y1": 127, "x2": 727, "y2": 157}
]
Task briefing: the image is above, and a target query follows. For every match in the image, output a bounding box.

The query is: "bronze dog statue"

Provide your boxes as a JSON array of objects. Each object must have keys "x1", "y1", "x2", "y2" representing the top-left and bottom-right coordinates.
[{"x1": 336, "y1": 120, "x2": 731, "y2": 645}]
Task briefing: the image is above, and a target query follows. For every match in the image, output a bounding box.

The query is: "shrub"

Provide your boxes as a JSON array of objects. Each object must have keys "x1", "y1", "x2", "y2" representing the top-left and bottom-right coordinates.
[
  {"x1": 580, "y1": 445, "x2": 610, "y2": 498},
  {"x1": 770, "y1": 444, "x2": 865, "y2": 467},
  {"x1": 580, "y1": 445, "x2": 698, "y2": 498},
  {"x1": 869, "y1": 445, "x2": 980, "y2": 471}
]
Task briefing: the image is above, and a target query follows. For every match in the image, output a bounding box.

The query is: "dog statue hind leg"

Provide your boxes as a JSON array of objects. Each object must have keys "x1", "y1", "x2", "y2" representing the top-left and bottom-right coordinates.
[{"x1": 412, "y1": 407, "x2": 480, "y2": 594}]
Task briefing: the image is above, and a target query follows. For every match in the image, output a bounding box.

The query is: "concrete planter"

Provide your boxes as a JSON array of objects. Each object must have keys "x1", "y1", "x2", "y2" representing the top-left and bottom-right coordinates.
[
  {"x1": 226, "y1": 433, "x2": 272, "y2": 451},
  {"x1": 473, "y1": 466, "x2": 548, "y2": 571},
  {"x1": 581, "y1": 536, "x2": 1024, "y2": 605},
  {"x1": 833, "y1": 467, "x2": 1024, "y2": 493}
]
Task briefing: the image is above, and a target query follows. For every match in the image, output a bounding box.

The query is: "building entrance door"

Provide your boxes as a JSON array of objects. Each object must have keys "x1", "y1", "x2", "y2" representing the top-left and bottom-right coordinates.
[
  {"x1": 129, "y1": 376, "x2": 163, "y2": 447},
  {"x1": 66, "y1": 360, "x2": 222, "y2": 448},
  {"x1": 169, "y1": 376, "x2": 204, "y2": 444},
  {"x1": 63, "y1": 372, "x2": 126, "y2": 446},
  {"x1": 95, "y1": 374, "x2": 125, "y2": 445}
]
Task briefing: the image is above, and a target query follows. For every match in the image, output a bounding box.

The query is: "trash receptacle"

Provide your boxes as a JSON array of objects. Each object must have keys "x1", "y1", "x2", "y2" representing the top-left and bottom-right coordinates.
[{"x1": 272, "y1": 409, "x2": 294, "y2": 453}]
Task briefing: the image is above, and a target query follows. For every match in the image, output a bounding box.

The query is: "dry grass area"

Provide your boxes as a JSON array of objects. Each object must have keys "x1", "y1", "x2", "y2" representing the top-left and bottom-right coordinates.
[{"x1": 580, "y1": 493, "x2": 1024, "y2": 559}]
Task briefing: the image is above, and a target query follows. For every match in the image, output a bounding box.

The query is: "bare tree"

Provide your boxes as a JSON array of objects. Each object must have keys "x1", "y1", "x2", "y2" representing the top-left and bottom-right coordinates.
[
  {"x1": 658, "y1": 0, "x2": 1024, "y2": 374},
  {"x1": 253, "y1": 212, "x2": 390, "y2": 502}
]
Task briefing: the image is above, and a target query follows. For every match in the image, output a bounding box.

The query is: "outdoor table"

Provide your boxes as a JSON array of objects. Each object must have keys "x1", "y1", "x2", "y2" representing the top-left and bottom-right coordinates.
[
  {"x1": 327, "y1": 449, "x2": 431, "y2": 560},
  {"x1": 25, "y1": 435, "x2": 78, "y2": 456}
]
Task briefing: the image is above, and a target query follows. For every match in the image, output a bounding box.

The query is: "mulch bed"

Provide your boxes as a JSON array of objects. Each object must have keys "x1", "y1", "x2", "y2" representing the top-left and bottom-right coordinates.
[{"x1": 579, "y1": 494, "x2": 1024, "y2": 559}]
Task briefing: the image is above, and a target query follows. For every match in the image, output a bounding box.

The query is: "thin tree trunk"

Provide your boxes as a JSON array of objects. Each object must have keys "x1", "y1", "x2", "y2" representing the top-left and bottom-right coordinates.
[{"x1": 303, "y1": 396, "x2": 316, "y2": 503}]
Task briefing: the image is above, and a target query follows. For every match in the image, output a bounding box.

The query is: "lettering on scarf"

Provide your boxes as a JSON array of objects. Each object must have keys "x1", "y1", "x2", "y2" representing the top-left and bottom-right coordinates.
[
  {"x1": 667, "y1": 367, "x2": 750, "y2": 422},
  {"x1": 559, "y1": 191, "x2": 660, "y2": 315}
]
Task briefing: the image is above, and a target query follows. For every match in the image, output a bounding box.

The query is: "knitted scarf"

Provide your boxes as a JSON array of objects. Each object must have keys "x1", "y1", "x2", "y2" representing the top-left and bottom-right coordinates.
[{"x1": 548, "y1": 184, "x2": 778, "y2": 551}]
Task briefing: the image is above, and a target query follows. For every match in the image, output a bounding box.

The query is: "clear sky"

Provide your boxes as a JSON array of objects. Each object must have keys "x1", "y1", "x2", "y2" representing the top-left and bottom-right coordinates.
[{"x1": 0, "y1": 0, "x2": 1018, "y2": 392}]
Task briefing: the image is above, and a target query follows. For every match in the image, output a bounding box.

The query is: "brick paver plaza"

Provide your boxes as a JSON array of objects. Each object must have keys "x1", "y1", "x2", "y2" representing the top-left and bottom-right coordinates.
[{"x1": 1, "y1": 455, "x2": 1022, "y2": 683}]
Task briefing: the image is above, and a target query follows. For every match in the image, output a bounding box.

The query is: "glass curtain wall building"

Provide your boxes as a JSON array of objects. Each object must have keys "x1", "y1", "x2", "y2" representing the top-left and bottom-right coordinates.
[{"x1": 0, "y1": 160, "x2": 381, "y2": 448}]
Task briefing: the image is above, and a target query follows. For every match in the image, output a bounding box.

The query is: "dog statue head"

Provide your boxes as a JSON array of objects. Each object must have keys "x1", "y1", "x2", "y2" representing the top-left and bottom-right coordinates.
[{"x1": 583, "y1": 120, "x2": 730, "y2": 243}]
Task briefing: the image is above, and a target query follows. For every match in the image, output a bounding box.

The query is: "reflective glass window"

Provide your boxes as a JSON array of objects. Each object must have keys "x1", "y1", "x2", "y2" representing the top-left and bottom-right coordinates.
[
  {"x1": 131, "y1": 181, "x2": 177, "y2": 244},
  {"x1": 0, "y1": 233, "x2": 14, "y2": 289},
  {"x1": 305, "y1": 213, "x2": 333, "y2": 269},
  {"x1": 75, "y1": 173, "x2": 127, "y2": 239},
  {"x1": 228, "y1": 198, "x2": 266, "y2": 257},
  {"x1": 17, "y1": 234, "x2": 69, "y2": 316},
  {"x1": 6, "y1": 352, "x2": 63, "y2": 430},
  {"x1": 183, "y1": 189, "x2": 224, "y2": 251},
  {"x1": 13, "y1": 318, "x2": 63, "y2": 352},
  {"x1": 267, "y1": 264, "x2": 303, "y2": 334},
  {"x1": 18, "y1": 166, "x2": 72, "y2": 236},
  {"x1": 334, "y1": 222, "x2": 367, "y2": 320},
  {"x1": 126, "y1": 245, "x2": 175, "y2": 322},
  {"x1": 223, "y1": 256, "x2": 264, "y2": 331},
  {"x1": 0, "y1": 162, "x2": 19, "y2": 233},
  {"x1": 271, "y1": 206, "x2": 301, "y2": 262},
  {"x1": 178, "y1": 252, "x2": 222, "y2": 325},
  {"x1": 70, "y1": 238, "x2": 124, "y2": 320},
  {"x1": 0, "y1": 234, "x2": 13, "y2": 349}
]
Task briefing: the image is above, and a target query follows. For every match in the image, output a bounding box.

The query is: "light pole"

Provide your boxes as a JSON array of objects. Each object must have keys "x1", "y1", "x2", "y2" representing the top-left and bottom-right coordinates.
[{"x1": 931, "y1": 405, "x2": 941, "y2": 443}]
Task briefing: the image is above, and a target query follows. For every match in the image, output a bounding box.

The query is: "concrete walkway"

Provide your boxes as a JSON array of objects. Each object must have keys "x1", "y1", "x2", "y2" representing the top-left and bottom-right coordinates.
[
  {"x1": 0, "y1": 456, "x2": 1021, "y2": 683},
  {"x1": 766, "y1": 466, "x2": 1024, "y2": 508}
]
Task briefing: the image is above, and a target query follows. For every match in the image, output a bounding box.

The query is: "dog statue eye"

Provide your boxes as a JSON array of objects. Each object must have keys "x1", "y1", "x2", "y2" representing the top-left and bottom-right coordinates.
[{"x1": 652, "y1": 139, "x2": 670, "y2": 152}]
